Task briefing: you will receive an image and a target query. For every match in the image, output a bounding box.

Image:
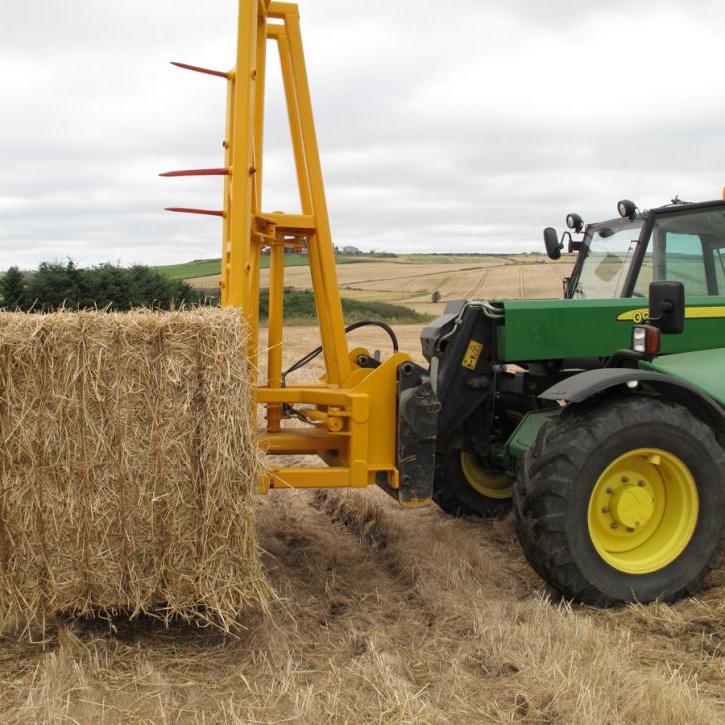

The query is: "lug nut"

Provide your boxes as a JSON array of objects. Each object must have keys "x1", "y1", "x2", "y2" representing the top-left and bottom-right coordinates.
[
  {"x1": 621, "y1": 476, "x2": 629, "y2": 484},
  {"x1": 637, "y1": 480, "x2": 645, "y2": 487},
  {"x1": 610, "y1": 522, "x2": 618, "y2": 530},
  {"x1": 601, "y1": 507, "x2": 609, "y2": 514},
  {"x1": 606, "y1": 487, "x2": 614, "y2": 495}
]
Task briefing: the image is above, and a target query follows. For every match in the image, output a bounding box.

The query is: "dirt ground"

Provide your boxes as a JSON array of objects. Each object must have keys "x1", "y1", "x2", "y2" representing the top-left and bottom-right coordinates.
[{"x1": 1, "y1": 326, "x2": 724, "y2": 723}]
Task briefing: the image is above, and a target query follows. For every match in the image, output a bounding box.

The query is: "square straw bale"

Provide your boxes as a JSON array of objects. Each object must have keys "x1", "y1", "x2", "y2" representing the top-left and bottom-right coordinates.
[{"x1": 0, "y1": 309, "x2": 272, "y2": 639}]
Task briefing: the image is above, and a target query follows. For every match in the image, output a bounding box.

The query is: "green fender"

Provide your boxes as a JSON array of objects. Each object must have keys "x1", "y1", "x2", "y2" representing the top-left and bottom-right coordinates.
[{"x1": 505, "y1": 354, "x2": 725, "y2": 471}]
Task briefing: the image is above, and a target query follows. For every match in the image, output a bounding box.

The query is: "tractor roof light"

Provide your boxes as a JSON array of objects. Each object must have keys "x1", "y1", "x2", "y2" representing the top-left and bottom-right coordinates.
[
  {"x1": 618, "y1": 199, "x2": 637, "y2": 220},
  {"x1": 566, "y1": 213, "x2": 584, "y2": 233},
  {"x1": 632, "y1": 325, "x2": 661, "y2": 355}
]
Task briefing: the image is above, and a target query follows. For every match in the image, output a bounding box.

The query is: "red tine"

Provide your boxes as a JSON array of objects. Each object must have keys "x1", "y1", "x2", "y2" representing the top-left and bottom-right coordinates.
[
  {"x1": 160, "y1": 168, "x2": 230, "y2": 178},
  {"x1": 165, "y1": 207, "x2": 225, "y2": 218},
  {"x1": 171, "y1": 61, "x2": 229, "y2": 79}
]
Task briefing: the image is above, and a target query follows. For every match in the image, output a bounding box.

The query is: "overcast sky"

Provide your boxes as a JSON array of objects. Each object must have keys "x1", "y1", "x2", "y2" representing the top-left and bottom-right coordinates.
[{"x1": 1, "y1": 0, "x2": 724, "y2": 270}]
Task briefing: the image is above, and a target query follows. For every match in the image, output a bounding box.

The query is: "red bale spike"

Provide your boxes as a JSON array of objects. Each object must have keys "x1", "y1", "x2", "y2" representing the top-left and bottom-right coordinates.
[
  {"x1": 165, "y1": 207, "x2": 225, "y2": 218},
  {"x1": 171, "y1": 61, "x2": 229, "y2": 79},
  {"x1": 160, "y1": 168, "x2": 230, "y2": 178}
]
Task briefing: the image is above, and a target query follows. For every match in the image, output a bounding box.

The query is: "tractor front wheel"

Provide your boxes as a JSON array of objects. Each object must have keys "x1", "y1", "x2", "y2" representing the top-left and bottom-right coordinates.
[
  {"x1": 514, "y1": 397, "x2": 725, "y2": 606},
  {"x1": 433, "y1": 437, "x2": 513, "y2": 517}
]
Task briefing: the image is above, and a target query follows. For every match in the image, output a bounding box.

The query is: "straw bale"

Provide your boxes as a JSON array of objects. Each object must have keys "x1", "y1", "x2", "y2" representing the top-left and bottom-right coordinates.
[{"x1": 0, "y1": 309, "x2": 272, "y2": 638}]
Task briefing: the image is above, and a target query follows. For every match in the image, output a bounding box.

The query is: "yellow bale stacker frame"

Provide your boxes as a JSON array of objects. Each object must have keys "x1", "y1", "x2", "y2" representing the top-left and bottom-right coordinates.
[{"x1": 166, "y1": 1, "x2": 424, "y2": 499}]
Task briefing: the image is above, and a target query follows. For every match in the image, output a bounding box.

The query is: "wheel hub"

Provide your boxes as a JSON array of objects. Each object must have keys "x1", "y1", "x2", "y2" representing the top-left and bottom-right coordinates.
[
  {"x1": 587, "y1": 448, "x2": 699, "y2": 574},
  {"x1": 609, "y1": 484, "x2": 655, "y2": 529},
  {"x1": 595, "y1": 463, "x2": 658, "y2": 535}
]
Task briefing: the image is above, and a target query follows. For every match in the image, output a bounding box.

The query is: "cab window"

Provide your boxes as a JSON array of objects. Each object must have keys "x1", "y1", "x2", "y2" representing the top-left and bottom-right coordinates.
[
  {"x1": 573, "y1": 221, "x2": 642, "y2": 298},
  {"x1": 634, "y1": 206, "x2": 725, "y2": 297},
  {"x1": 713, "y1": 247, "x2": 725, "y2": 292},
  {"x1": 663, "y1": 233, "x2": 708, "y2": 295}
]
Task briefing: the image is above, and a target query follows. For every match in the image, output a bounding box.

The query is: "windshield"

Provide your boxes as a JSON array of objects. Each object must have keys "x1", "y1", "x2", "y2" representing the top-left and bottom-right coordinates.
[{"x1": 572, "y1": 219, "x2": 643, "y2": 298}]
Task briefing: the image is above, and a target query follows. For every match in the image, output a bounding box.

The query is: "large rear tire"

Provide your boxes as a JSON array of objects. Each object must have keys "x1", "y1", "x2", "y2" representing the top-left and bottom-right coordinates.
[
  {"x1": 514, "y1": 397, "x2": 725, "y2": 606},
  {"x1": 433, "y1": 436, "x2": 513, "y2": 517}
]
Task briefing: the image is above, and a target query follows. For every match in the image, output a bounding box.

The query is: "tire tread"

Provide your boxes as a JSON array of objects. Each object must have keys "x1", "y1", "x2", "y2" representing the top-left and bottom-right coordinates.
[{"x1": 514, "y1": 397, "x2": 725, "y2": 605}]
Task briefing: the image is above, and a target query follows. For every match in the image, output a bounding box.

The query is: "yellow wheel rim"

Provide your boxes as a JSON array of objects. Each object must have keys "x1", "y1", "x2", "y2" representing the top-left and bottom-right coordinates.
[
  {"x1": 460, "y1": 452, "x2": 513, "y2": 500},
  {"x1": 587, "y1": 448, "x2": 699, "y2": 574}
]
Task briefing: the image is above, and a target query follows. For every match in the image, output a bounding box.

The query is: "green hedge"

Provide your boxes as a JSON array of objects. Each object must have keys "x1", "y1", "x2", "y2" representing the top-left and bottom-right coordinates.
[
  {"x1": 258, "y1": 288, "x2": 429, "y2": 323},
  {"x1": 0, "y1": 262, "x2": 201, "y2": 311}
]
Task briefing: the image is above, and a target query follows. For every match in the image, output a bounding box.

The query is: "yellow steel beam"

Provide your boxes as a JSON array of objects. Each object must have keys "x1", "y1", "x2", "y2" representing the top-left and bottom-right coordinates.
[
  {"x1": 227, "y1": 0, "x2": 259, "y2": 323},
  {"x1": 220, "y1": 73, "x2": 236, "y2": 305},
  {"x1": 267, "y1": 2, "x2": 299, "y2": 19},
  {"x1": 282, "y1": 7, "x2": 351, "y2": 385},
  {"x1": 266, "y1": 241, "x2": 285, "y2": 432},
  {"x1": 269, "y1": 27, "x2": 313, "y2": 214},
  {"x1": 245, "y1": 5, "x2": 269, "y2": 372},
  {"x1": 255, "y1": 212, "x2": 315, "y2": 231},
  {"x1": 254, "y1": 387, "x2": 350, "y2": 406},
  {"x1": 264, "y1": 466, "x2": 371, "y2": 490},
  {"x1": 253, "y1": 10, "x2": 267, "y2": 222},
  {"x1": 259, "y1": 427, "x2": 344, "y2": 453}
]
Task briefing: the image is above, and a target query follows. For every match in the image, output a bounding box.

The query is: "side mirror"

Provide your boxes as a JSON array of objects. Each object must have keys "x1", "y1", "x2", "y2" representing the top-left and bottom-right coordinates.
[
  {"x1": 649, "y1": 281, "x2": 685, "y2": 334},
  {"x1": 544, "y1": 227, "x2": 563, "y2": 260}
]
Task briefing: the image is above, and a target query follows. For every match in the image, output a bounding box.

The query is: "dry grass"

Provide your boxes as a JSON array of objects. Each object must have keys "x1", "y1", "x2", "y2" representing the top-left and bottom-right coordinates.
[
  {"x1": 0, "y1": 309, "x2": 271, "y2": 641},
  {"x1": 0, "y1": 325, "x2": 723, "y2": 723}
]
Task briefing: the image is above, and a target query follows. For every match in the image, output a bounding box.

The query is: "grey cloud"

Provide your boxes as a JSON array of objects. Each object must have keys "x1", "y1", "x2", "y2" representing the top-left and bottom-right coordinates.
[{"x1": 1, "y1": 0, "x2": 724, "y2": 269}]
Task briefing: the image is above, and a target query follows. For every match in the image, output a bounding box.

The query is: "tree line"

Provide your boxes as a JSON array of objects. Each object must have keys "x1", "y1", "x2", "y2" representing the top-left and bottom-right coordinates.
[{"x1": 0, "y1": 261, "x2": 209, "y2": 312}]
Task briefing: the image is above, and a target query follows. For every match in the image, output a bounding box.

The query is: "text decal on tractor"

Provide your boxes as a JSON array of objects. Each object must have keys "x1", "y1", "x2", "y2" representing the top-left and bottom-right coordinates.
[{"x1": 163, "y1": 0, "x2": 725, "y2": 607}]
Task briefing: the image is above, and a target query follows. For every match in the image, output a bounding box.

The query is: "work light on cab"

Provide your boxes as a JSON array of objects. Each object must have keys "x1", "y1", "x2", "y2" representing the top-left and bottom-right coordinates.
[
  {"x1": 566, "y1": 213, "x2": 583, "y2": 232},
  {"x1": 617, "y1": 199, "x2": 637, "y2": 219}
]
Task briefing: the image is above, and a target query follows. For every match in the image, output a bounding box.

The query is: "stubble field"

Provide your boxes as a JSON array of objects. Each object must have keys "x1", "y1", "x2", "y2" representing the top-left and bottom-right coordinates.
[
  {"x1": 186, "y1": 254, "x2": 574, "y2": 314},
  {"x1": 2, "y1": 324, "x2": 724, "y2": 723}
]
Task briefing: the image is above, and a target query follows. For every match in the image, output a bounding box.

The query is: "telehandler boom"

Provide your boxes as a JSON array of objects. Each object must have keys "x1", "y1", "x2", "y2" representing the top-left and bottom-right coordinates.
[{"x1": 164, "y1": 0, "x2": 725, "y2": 606}]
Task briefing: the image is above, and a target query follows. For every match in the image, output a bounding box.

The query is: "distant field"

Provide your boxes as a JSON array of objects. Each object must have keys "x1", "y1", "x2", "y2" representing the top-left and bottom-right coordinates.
[
  {"x1": 154, "y1": 255, "x2": 373, "y2": 281},
  {"x1": 392, "y1": 253, "x2": 520, "y2": 265},
  {"x1": 182, "y1": 253, "x2": 576, "y2": 314}
]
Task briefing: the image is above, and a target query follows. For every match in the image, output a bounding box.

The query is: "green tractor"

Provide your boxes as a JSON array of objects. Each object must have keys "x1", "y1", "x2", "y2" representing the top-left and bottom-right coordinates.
[{"x1": 425, "y1": 195, "x2": 725, "y2": 606}]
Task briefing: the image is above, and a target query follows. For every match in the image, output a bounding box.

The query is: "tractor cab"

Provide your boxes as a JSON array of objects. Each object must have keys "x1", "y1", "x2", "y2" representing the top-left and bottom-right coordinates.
[{"x1": 545, "y1": 197, "x2": 725, "y2": 301}]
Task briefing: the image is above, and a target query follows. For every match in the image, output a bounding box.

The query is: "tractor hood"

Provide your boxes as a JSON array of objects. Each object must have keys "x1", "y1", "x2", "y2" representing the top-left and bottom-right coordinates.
[
  {"x1": 498, "y1": 297, "x2": 725, "y2": 363},
  {"x1": 640, "y1": 348, "x2": 725, "y2": 406}
]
